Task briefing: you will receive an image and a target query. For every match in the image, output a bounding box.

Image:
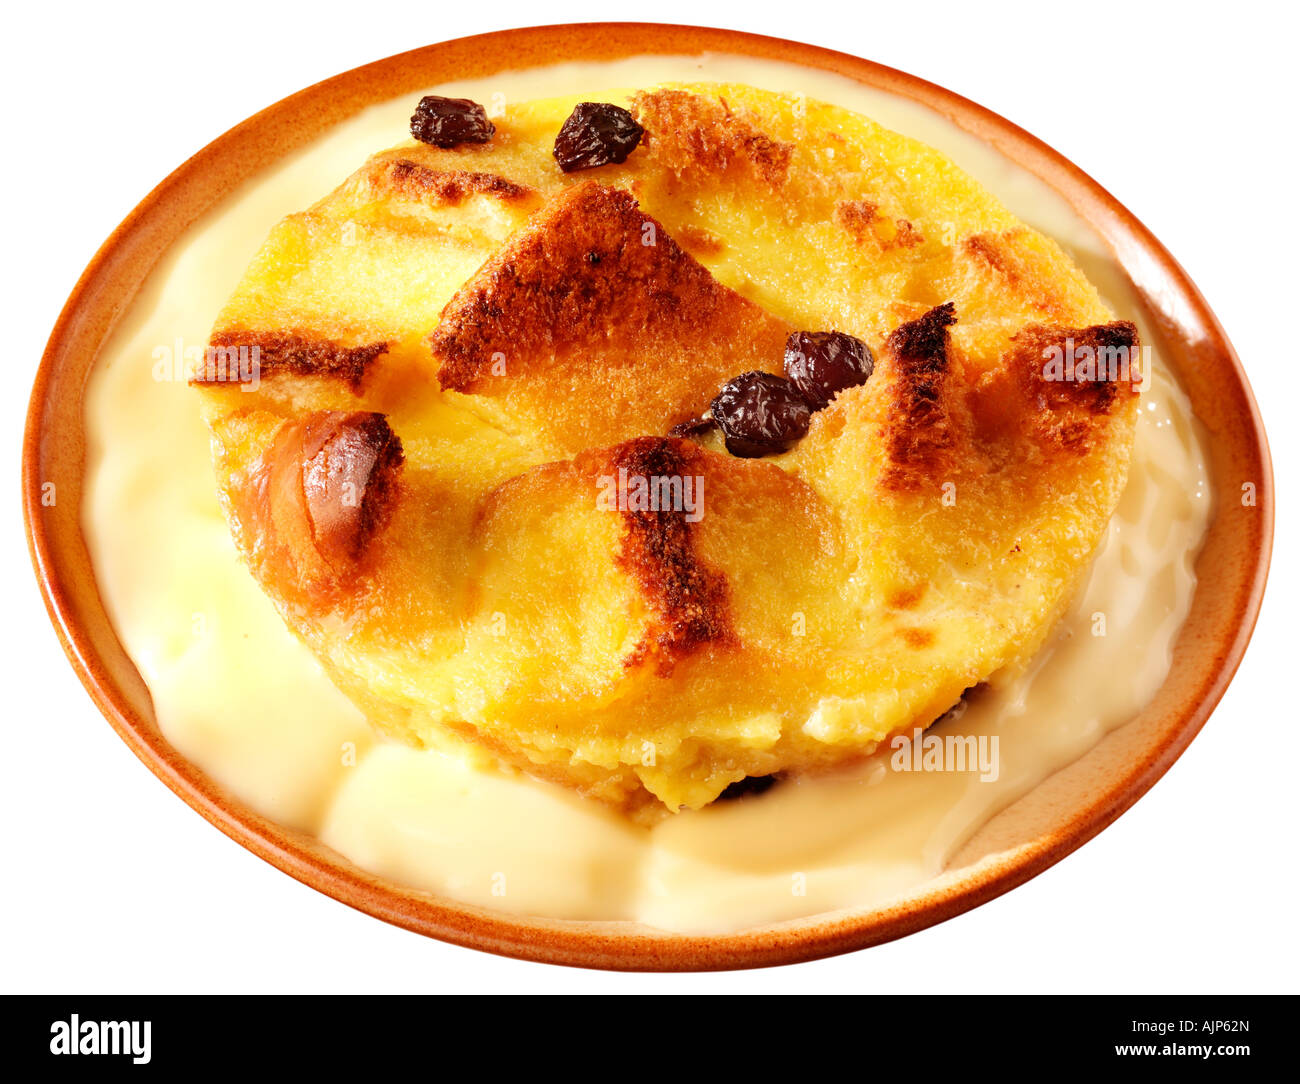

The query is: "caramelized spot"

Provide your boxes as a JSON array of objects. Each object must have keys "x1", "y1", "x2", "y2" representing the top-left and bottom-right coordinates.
[
  {"x1": 836, "y1": 200, "x2": 925, "y2": 250},
  {"x1": 606, "y1": 437, "x2": 733, "y2": 673},
  {"x1": 973, "y1": 321, "x2": 1142, "y2": 457},
  {"x1": 676, "y1": 223, "x2": 726, "y2": 257},
  {"x1": 385, "y1": 159, "x2": 533, "y2": 204},
  {"x1": 880, "y1": 302, "x2": 961, "y2": 490},
  {"x1": 1022, "y1": 321, "x2": 1140, "y2": 414},
  {"x1": 964, "y1": 231, "x2": 1071, "y2": 320},
  {"x1": 899, "y1": 627, "x2": 935, "y2": 649},
  {"x1": 836, "y1": 198, "x2": 878, "y2": 238},
  {"x1": 888, "y1": 584, "x2": 928, "y2": 610},
  {"x1": 894, "y1": 220, "x2": 924, "y2": 247},
  {"x1": 964, "y1": 233, "x2": 1015, "y2": 276},
  {"x1": 631, "y1": 89, "x2": 792, "y2": 188},
  {"x1": 195, "y1": 330, "x2": 388, "y2": 393}
]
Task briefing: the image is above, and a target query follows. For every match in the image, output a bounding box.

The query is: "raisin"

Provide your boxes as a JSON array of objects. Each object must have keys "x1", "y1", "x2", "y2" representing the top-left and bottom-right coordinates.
[
  {"x1": 710, "y1": 371, "x2": 811, "y2": 458},
  {"x1": 410, "y1": 96, "x2": 495, "y2": 148},
  {"x1": 784, "y1": 330, "x2": 874, "y2": 409},
  {"x1": 552, "y1": 102, "x2": 644, "y2": 173}
]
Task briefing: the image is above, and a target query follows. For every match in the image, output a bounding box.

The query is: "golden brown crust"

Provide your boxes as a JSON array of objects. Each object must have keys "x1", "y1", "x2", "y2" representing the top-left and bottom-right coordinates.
[
  {"x1": 430, "y1": 181, "x2": 790, "y2": 450},
  {"x1": 880, "y1": 302, "x2": 962, "y2": 490},
  {"x1": 963, "y1": 231, "x2": 1072, "y2": 321},
  {"x1": 1010, "y1": 321, "x2": 1141, "y2": 454},
  {"x1": 383, "y1": 158, "x2": 534, "y2": 205},
  {"x1": 195, "y1": 330, "x2": 389, "y2": 393},
  {"x1": 631, "y1": 89, "x2": 792, "y2": 188},
  {"x1": 604, "y1": 437, "x2": 734, "y2": 673},
  {"x1": 474, "y1": 434, "x2": 736, "y2": 675},
  {"x1": 835, "y1": 199, "x2": 925, "y2": 250},
  {"x1": 967, "y1": 320, "x2": 1141, "y2": 462},
  {"x1": 899, "y1": 627, "x2": 936, "y2": 649},
  {"x1": 432, "y1": 181, "x2": 742, "y2": 389},
  {"x1": 675, "y1": 222, "x2": 727, "y2": 257},
  {"x1": 888, "y1": 584, "x2": 928, "y2": 611}
]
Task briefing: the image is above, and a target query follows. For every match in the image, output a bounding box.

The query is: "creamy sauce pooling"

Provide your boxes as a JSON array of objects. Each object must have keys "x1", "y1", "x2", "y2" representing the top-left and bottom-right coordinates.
[{"x1": 82, "y1": 54, "x2": 1211, "y2": 932}]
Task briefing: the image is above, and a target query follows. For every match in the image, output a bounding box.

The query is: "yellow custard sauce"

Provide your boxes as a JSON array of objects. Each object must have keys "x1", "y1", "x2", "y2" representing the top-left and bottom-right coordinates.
[{"x1": 82, "y1": 54, "x2": 1211, "y2": 933}]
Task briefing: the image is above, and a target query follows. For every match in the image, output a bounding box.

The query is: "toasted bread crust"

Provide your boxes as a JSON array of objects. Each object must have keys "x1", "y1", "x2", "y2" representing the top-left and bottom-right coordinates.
[
  {"x1": 631, "y1": 89, "x2": 792, "y2": 188},
  {"x1": 605, "y1": 437, "x2": 733, "y2": 673},
  {"x1": 474, "y1": 434, "x2": 735, "y2": 675},
  {"x1": 964, "y1": 230, "x2": 1074, "y2": 321},
  {"x1": 836, "y1": 199, "x2": 925, "y2": 250},
  {"x1": 675, "y1": 222, "x2": 727, "y2": 257},
  {"x1": 195, "y1": 330, "x2": 389, "y2": 393},
  {"x1": 1013, "y1": 321, "x2": 1141, "y2": 453},
  {"x1": 430, "y1": 181, "x2": 790, "y2": 450},
  {"x1": 432, "y1": 181, "x2": 769, "y2": 389},
  {"x1": 384, "y1": 158, "x2": 534, "y2": 204},
  {"x1": 881, "y1": 303, "x2": 961, "y2": 490}
]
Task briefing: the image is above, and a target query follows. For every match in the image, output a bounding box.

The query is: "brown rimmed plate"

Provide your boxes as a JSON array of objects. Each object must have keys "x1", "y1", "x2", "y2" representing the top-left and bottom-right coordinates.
[{"x1": 22, "y1": 23, "x2": 1273, "y2": 971}]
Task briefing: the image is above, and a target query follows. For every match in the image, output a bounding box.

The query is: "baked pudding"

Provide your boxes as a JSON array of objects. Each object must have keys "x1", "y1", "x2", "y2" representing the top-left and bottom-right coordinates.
[{"x1": 191, "y1": 83, "x2": 1142, "y2": 817}]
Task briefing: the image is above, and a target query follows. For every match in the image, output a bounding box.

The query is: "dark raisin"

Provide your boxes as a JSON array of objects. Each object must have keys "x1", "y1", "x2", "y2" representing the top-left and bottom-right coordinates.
[
  {"x1": 552, "y1": 102, "x2": 644, "y2": 173},
  {"x1": 668, "y1": 414, "x2": 718, "y2": 440},
  {"x1": 784, "y1": 330, "x2": 874, "y2": 409},
  {"x1": 410, "y1": 96, "x2": 495, "y2": 148},
  {"x1": 717, "y1": 775, "x2": 778, "y2": 801},
  {"x1": 709, "y1": 371, "x2": 811, "y2": 458}
]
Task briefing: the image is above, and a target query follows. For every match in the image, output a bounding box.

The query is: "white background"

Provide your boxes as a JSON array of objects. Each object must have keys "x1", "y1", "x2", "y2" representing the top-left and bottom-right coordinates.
[{"x1": 3, "y1": 0, "x2": 1295, "y2": 993}]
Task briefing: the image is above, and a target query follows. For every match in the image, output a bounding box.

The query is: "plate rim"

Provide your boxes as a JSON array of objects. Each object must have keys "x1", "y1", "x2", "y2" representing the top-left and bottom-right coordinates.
[{"x1": 22, "y1": 21, "x2": 1275, "y2": 971}]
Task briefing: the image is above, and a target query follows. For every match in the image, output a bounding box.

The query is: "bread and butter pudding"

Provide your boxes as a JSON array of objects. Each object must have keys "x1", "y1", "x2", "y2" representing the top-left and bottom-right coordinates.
[
  {"x1": 82, "y1": 54, "x2": 1210, "y2": 929},
  {"x1": 190, "y1": 82, "x2": 1142, "y2": 817}
]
